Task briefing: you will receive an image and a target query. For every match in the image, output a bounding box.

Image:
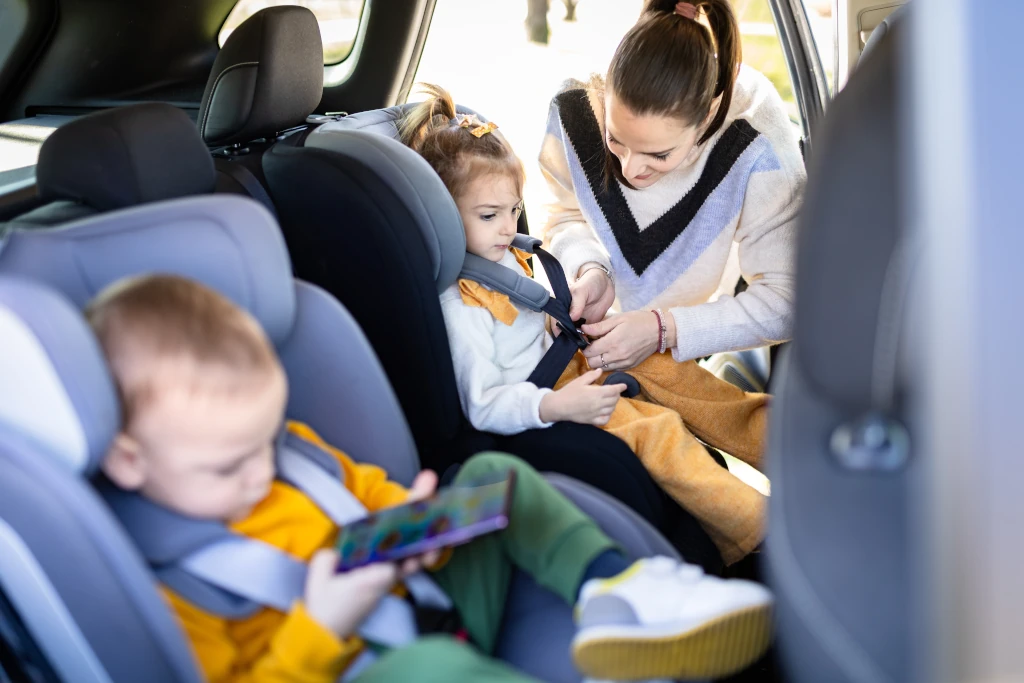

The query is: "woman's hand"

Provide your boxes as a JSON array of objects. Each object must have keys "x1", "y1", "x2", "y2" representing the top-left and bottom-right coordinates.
[
  {"x1": 569, "y1": 265, "x2": 615, "y2": 325},
  {"x1": 582, "y1": 311, "x2": 663, "y2": 371}
]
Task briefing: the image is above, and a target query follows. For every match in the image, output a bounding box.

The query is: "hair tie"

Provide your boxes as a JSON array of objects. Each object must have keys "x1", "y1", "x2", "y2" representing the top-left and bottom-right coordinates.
[
  {"x1": 450, "y1": 114, "x2": 498, "y2": 138},
  {"x1": 674, "y1": 2, "x2": 698, "y2": 20}
]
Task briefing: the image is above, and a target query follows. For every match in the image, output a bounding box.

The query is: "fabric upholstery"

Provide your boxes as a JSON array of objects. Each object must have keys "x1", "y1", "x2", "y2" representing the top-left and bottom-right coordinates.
[
  {"x1": 766, "y1": 15, "x2": 913, "y2": 683},
  {"x1": 35, "y1": 103, "x2": 215, "y2": 211},
  {"x1": 197, "y1": 6, "x2": 324, "y2": 147}
]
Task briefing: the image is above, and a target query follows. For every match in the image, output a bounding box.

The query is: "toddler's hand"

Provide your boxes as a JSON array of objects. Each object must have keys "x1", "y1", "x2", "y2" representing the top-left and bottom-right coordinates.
[
  {"x1": 539, "y1": 369, "x2": 625, "y2": 426},
  {"x1": 304, "y1": 549, "x2": 400, "y2": 638}
]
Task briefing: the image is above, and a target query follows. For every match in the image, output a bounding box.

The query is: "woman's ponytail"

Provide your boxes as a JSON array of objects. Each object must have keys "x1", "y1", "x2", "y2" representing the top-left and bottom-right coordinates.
[
  {"x1": 399, "y1": 83, "x2": 458, "y2": 152},
  {"x1": 699, "y1": 0, "x2": 740, "y2": 143},
  {"x1": 608, "y1": 0, "x2": 742, "y2": 145}
]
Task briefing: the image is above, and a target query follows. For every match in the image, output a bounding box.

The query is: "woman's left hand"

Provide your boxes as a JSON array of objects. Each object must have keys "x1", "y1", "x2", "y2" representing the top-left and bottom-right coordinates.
[{"x1": 581, "y1": 311, "x2": 661, "y2": 371}]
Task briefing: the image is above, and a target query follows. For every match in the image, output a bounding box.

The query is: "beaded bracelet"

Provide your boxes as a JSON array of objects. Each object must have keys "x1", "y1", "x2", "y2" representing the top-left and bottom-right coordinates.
[{"x1": 652, "y1": 309, "x2": 668, "y2": 354}]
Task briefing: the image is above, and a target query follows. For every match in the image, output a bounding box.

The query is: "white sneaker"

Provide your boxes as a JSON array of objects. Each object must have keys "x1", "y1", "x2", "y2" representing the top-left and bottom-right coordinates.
[{"x1": 572, "y1": 557, "x2": 773, "y2": 681}]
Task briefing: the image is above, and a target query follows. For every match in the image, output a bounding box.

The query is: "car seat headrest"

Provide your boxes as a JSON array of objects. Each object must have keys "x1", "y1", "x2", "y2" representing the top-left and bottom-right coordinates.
[
  {"x1": 303, "y1": 129, "x2": 467, "y2": 292},
  {"x1": 35, "y1": 103, "x2": 216, "y2": 212},
  {"x1": 0, "y1": 277, "x2": 120, "y2": 476},
  {"x1": 310, "y1": 102, "x2": 483, "y2": 142},
  {"x1": 0, "y1": 195, "x2": 297, "y2": 345},
  {"x1": 198, "y1": 6, "x2": 324, "y2": 147}
]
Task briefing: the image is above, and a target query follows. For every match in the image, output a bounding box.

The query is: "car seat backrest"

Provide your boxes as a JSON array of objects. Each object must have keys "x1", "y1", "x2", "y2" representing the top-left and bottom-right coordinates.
[
  {"x1": 0, "y1": 195, "x2": 421, "y2": 484},
  {"x1": 766, "y1": 13, "x2": 915, "y2": 683},
  {"x1": 0, "y1": 276, "x2": 203, "y2": 683},
  {"x1": 263, "y1": 125, "x2": 470, "y2": 470},
  {"x1": 197, "y1": 6, "x2": 323, "y2": 147},
  {"x1": 7, "y1": 103, "x2": 216, "y2": 230}
]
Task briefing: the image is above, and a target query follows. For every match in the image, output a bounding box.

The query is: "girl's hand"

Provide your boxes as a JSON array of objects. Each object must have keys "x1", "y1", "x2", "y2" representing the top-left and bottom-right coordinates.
[
  {"x1": 582, "y1": 311, "x2": 666, "y2": 371},
  {"x1": 539, "y1": 369, "x2": 625, "y2": 426}
]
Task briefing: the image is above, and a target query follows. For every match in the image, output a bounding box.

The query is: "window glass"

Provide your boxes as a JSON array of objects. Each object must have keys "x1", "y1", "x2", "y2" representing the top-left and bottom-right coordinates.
[
  {"x1": 412, "y1": 0, "x2": 801, "y2": 234},
  {"x1": 219, "y1": 0, "x2": 364, "y2": 65},
  {"x1": 800, "y1": 0, "x2": 835, "y2": 93},
  {"x1": 732, "y1": 0, "x2": 799, "y2": 122}
]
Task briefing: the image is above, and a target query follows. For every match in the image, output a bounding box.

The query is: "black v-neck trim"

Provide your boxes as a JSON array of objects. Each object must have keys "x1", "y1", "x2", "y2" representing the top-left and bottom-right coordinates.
[{"x1": 555, "y1": 89, "x2": 761, "y2": 275}]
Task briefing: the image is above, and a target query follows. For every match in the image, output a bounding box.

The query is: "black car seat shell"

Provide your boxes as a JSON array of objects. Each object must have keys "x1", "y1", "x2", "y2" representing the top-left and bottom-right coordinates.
[
  {"x1": 766, "y1": 14, "x2": 915, "y2": 683},
  {"x1": 0, "y1": 195, "x2": 681, "y2": 682}
]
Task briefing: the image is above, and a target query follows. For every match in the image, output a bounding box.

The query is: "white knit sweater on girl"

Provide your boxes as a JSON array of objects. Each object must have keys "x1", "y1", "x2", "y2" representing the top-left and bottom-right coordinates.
[
  {"x1": 540, "y1": 65, "x2": 806, "y2": 361},
  {"x1": 440, "y1": 249, "x2": 556, "y2": 436}
]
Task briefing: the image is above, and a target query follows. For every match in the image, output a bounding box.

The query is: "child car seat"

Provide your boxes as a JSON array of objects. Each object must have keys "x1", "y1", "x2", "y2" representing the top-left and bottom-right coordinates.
[
  {"x1": 765, "y1": 14, "x2": 915, "y2": 683},
  {"x1": 0, "y1": 276, "x2": 203, "y2": 683},
  {"x1": 0, "y1": 195, "x2": 679, "y2": 682},
  {"x1": 193, "y1": 5, "x2": 725, "y2": 569}
]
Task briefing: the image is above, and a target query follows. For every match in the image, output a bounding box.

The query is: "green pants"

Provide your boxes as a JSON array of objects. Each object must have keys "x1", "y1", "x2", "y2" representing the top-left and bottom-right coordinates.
[{"x1": 354, "y1": 452, "x2": 618, "y2": 682}]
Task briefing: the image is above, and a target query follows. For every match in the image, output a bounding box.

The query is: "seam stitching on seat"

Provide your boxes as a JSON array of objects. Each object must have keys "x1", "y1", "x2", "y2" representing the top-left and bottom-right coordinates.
[{"x1": 200, "y1": 61, "x2": 260, "y2": 139}]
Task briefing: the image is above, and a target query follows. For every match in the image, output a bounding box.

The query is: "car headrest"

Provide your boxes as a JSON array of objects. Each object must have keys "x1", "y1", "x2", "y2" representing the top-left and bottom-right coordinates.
[
  {"x1": 303, "y1": 129, "x2": 467, "y2": 293},
  {"x1": 0, "y1": 277, "x2": 119, "y2": 476},
  {"x1": 0, "y1": 195, "x2": 297, "y2": 345},
  {"x1": 309, "y1": 102, "x2": 483, "y2": 142},
  {"x1": 198, "y1": 6, "x2": 324, "y2": 147},
  {"x1": 35, "y1": 103, "x2": 216, "y2": 212}
]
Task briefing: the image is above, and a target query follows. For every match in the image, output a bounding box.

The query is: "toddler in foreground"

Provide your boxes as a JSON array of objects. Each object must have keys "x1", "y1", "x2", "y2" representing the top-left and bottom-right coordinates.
[{"x1": 87, "y1": 274, "x2": 772, "y2": 682}]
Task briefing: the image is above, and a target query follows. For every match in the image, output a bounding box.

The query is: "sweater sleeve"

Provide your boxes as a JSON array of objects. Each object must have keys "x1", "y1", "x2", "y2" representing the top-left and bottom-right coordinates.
[
  {"x1": 669, "y1": 88, "x2": 803, "y2": 361},
  {"x1": 441, "y1": 295, "x2": 553, "y2": 436},
  {"x1": 539, "y1": 93, "x2": 612, "y2": 283},
  {"x1": 163, "y1": 589, "x2": 364, "y2": 683}
]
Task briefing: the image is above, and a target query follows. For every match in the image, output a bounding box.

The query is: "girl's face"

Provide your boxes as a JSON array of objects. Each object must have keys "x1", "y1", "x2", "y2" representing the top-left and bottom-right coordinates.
[
  {"x1": 604, "y1": 90, "x2": 701, "y2": 189},
  {"x1": 456, "y1": 172, "x2": 523, "y2": 262}
]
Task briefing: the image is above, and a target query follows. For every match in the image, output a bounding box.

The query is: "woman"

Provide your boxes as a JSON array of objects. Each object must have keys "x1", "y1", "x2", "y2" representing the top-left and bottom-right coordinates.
[{"x1": 541, "y1": 0, "x2": 805, "y2": 372}]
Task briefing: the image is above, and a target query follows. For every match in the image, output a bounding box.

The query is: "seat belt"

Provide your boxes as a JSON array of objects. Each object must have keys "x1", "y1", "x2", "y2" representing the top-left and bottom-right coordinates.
[{"x1": 459, "y1": 235, "x2": 590, "y2": 389}]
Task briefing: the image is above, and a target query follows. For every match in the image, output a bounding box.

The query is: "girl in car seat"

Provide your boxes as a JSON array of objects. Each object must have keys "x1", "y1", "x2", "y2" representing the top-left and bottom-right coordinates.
[{"x1": 403, "y1": 85, "x2": 770, "y2": 567}]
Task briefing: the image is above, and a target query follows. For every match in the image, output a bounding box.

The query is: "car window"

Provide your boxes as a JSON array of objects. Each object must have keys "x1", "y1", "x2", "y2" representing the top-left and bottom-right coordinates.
[
  {"x1": 800, "y1": 0, "x2": 835, "y2": 94},
  {"x1": 732, "y1": 0, "x2": 799, "y2": 124},
  {"x1": 219, "y1": 0, "x2": 365, "y2": 65}
]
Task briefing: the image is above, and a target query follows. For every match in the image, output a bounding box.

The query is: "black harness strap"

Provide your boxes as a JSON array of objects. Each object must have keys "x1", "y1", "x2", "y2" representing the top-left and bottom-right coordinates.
[{"x1": 527, "y1": 246, "x2": 589, "y2": 389}]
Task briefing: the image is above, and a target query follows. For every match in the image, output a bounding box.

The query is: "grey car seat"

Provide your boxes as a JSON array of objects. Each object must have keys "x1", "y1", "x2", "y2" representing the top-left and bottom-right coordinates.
[
  {"x1": 2, "y1": 103, "x2": 216, "y2": 231},
  {"x1": 0, "y1": 195, "x2": 679, "y2": 682},
  {"x1": 193, "y1": 5, "x2": 725, "y2": 570},
  {"x1": 0, "y1": 276, "x2": 204, "y2": 683},
  {"x1": 765, "y1": 12, "x2": 915, "y2": 683}
]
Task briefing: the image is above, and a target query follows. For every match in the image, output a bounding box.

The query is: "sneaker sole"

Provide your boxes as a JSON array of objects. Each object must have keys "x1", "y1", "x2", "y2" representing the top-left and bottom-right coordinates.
[{"x1": 572, "y1": 603, "x2": 773, "y2": 680}]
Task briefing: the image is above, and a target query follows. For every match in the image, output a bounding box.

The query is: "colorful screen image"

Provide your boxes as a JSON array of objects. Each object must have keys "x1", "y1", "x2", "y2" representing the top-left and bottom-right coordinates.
[{"x1": 335, "y1": 470, "x2": 515, "y2": 571}]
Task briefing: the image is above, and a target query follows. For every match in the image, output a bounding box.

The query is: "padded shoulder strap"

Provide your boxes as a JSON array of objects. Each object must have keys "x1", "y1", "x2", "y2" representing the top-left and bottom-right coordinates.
[
  {"x1": 278, "y1": 431, "x2": 369, "y2": 526},
  {"x1": 460, "y1": 252, "x2": 550, "y2": 312}
]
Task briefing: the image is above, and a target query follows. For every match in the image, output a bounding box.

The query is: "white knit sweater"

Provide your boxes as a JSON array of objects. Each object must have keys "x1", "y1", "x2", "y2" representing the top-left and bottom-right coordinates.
[
  {"x1": 440, "y1": 250, "x2": 555, "y2": 436},
  {"x1": 540, "y1": 65, "x2": 805, "y2": 361}
]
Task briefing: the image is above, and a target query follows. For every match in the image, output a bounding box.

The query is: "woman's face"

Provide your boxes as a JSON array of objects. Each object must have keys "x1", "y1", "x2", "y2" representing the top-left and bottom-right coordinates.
[{"x1": 604, "y1": 90, "x2": 701, "y2": 189}]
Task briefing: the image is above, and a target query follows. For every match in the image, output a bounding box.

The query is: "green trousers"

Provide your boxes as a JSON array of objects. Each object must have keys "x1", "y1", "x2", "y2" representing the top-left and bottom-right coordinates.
[{"x1": 354, "y1": 452, "x2": 618, "y2": 682}]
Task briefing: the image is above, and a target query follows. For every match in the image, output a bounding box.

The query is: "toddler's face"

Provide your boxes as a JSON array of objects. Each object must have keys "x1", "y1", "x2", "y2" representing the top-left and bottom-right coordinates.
[
  {"x1": 113, "y1": 368, "x2": 287, "y2": 523},
  {"x1": 456, "y1": 173, "x2": 523, "y2": 262}
]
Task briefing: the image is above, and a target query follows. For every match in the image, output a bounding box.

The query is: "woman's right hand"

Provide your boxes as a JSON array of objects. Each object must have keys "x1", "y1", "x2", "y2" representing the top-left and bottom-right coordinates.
[
  {"x1": 539, "y1": 369, "x2": 625, "y2": 426},
  {"x1": 569, "y1": 265, "x2": 616, "y2": 324}
]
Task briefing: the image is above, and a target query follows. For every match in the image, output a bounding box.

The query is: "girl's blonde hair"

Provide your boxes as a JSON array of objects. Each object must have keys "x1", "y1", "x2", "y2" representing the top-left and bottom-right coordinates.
[{"x1": 399, "y1": 84, "x2": 525, "y2": 203}]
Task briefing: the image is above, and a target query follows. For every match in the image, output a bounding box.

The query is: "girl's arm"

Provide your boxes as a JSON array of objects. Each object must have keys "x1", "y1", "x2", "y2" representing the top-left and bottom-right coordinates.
[{"x1": 441, "y1": 297, "x2": 554, "y2": 436}]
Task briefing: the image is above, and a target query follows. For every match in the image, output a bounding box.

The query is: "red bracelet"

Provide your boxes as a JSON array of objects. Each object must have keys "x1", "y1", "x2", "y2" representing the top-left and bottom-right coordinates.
[{"x1": 652, "y1": 309, "x2": 667, "y2": 354}]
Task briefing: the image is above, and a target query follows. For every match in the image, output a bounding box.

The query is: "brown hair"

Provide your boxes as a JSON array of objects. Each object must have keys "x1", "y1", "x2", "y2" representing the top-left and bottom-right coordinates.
[
  {"x1": 86, "y1": 274, "x2": 282, "y2": 425},
  {"x1": 399, "y1": 83, "x2": 525, "y2": 203},
  {"x1": 604, "y1": 0, "x2": 741, "y2": 187}
]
